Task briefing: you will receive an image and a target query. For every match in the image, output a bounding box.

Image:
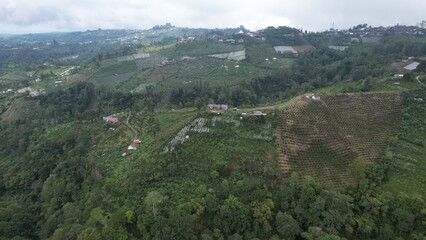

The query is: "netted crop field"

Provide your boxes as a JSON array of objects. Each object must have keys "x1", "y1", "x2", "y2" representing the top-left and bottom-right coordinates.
[{"x1": 277, "y1": 93, "x2": 401, "y2": 187}]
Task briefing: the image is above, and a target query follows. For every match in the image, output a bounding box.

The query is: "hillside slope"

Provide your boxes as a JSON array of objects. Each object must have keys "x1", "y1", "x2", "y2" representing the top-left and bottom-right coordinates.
[
  {"x1": 277, "y1": 93, "x2": 401, "y2": 187},
  {"x1": 385, "y1": 88, "x2": 426, "y2": 197}
]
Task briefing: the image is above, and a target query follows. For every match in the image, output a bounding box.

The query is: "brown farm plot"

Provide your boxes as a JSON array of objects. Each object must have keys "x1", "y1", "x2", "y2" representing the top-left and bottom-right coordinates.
[
  {"x1": 277, "y1": 93, "x2": 401, "y2": 187},
  {"x1": 292, "y1": 45, "x2": 316, "y2": 53}
]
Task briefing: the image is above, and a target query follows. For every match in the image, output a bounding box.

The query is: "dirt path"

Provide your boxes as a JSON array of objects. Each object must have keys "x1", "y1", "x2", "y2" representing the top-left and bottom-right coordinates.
[
  {"x1": 125, "y1": 111, "x2": 138, "y2": 140},
  {"x1": 242, "y1": 106, "x2": 277, "y2": 112},
  {"x1": 416, "y1": 76, "x2": 425, "y2": 86}
]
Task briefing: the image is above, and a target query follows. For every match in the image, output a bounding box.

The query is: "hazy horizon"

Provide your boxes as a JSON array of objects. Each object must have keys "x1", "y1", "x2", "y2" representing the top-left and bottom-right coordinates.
[{"x1": 1, "y1": 0, "x2": 425, "y2": 35}]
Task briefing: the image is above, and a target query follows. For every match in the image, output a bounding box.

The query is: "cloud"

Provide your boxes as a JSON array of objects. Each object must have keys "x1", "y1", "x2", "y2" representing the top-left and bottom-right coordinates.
[{"x1": 0, "y1": 0, "x2": 425, "y2": 34}]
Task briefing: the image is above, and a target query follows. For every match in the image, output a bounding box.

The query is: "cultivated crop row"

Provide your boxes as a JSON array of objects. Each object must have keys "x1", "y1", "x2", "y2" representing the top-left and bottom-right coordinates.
[{"x1": 277, "y1": 93, "x2": 401, "y2": 187}]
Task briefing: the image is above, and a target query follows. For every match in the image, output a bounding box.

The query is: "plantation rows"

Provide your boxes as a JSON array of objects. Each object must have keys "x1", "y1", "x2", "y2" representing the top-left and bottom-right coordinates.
[
  {"x1": 324, "y1": 94, "x2": 401, "y2": 160},
  {"x1": 277, "y1": 93, "x2": 401, "y2": 187}
]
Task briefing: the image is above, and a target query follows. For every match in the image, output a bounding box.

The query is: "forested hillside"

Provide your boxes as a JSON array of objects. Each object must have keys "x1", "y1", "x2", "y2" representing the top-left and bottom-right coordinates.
[{"x1": 1, "y1": 24, "x2": 426, "y2": 239}]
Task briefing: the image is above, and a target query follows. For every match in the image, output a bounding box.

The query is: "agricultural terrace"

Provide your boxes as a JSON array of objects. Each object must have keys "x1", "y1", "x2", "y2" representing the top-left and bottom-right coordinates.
[
  {"x1": 121, "y1": 56, "x2": 271, "y2": 92},
  {"x1": 277, "y1": 93, "x2": 401, "y2": 187},
  {"x1": 89, "y1": 60, "x2": 138, "y2": 85},
  {"x1": 170, "y1": 39, "x2": 245, "y2": 57},
  {"x1": 115, "y1": 37, "x2": 300, "y2": 92}
]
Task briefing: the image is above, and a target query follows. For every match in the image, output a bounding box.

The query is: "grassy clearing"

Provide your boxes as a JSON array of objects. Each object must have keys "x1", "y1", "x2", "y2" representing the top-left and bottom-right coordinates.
[
  {"x1": 246, "y1": 42, "x2": 277, "y2": 64},
  {"x1": 117, "y1": 69, "x2": 156, "y2": 92},
  {"x1": 91, "y1": 72, "x2": 136, "y2": 85},
  {"x1": 316, "y1": 81, "x2": 359, "y2": 94},
  {"x1": 89, "y1": 61, "x2": 137, "y2": 85},
  {"x1": 371, "y1": 77, "x2": 424, "y2": 92},
  {"x1": 153, "y1": 110, "x2": 197, "y2": 150},
  {"x1": 95, "y1": 60, "x2": 137, "y2": 76},
  {"x1": 316, "y1": 75, "x2": 424, "y2": 94},
  {"x1": 240, "y1": 42, "x2": 295, "y2": 69}
]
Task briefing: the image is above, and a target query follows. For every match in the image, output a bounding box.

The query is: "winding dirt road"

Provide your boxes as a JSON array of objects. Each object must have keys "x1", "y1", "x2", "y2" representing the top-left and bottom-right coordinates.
[{"x1": 125, "y1": 111, "x2": 138, "y2": 140}]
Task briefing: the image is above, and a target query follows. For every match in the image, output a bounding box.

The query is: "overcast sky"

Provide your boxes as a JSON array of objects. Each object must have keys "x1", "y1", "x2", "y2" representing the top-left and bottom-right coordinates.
[{"x1": 0, "y1": 0, "x2": 425, "y2": 34}]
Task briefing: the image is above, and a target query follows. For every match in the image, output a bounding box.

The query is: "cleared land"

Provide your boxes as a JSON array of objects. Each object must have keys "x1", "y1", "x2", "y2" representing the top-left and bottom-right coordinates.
[{"x1": 277, "y1": 93, "x2": 401, "y2": 187}]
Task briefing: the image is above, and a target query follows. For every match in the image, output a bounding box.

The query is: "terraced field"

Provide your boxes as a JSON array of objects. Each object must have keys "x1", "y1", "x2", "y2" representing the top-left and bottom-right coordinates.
[
  {"x1": 277, "y1": 93, "x2": 401, "y2": 187},
  {"x1": 89, "y1": 61, "x2": 138, "y2": 85}
]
